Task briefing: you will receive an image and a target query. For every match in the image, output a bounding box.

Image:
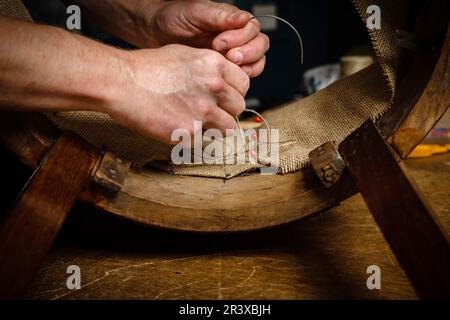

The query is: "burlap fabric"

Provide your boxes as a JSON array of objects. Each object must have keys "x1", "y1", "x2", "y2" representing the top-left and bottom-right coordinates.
[
  {"x1": 1, "y1": 0, "x2": 409, "y2": 178},
  {"x1": 0, "y1": 0, "x2": 30, "y2": 20}
]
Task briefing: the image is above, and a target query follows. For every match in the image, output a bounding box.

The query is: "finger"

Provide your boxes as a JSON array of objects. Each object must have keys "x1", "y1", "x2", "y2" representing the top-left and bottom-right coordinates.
[
  {"x1": 216, "y1": 84, "x2": 246, "y2": 117},
  {"x1": 203, "y1": 107, "x2": 238, "y2": 134},
  {"x1": 241, "y1": 55, "x2": 267, "y2": 78},
  {"x1": 221, "y1": 60, "x2": 250, "y2": 97},
  {"x1": 211, "y1": 19, "x2": 260, "y2": 54},
  {"x1": 226, "y1": 33, "x2": 270, "y2": 65},
  {"x1": 188, "y1": 2, "x2": 251, "y2": 32}
]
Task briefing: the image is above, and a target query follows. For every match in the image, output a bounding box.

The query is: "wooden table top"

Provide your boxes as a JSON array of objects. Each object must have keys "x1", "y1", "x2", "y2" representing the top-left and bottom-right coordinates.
[{"x1": 27, "y1": 154, "x2": 450, "y2": 300}]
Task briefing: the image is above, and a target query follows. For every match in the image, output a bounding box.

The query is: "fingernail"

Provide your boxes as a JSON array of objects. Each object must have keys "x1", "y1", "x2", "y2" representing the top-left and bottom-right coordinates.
[
  {"x1": 232, "y1": 51, "x2": 244, "y2": 65},
  {"x1": 242, "y1": 66, "x2": 252, "y2": 76},
  {"x1": 217, "y1": 39, "x2": 227, "y2": 51}
]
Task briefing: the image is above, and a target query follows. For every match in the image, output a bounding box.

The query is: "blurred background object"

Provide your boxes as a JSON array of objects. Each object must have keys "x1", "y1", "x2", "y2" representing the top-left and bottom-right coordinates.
[
  {"x1": 303, "y1": 63, "x2": 340, "y2": 95},
  {"x1": 408, "y1": 110, "x2": 450, "y2": 159},
  {"x1": 340, "y1": 55, "x2": 373, "y2": 78}
]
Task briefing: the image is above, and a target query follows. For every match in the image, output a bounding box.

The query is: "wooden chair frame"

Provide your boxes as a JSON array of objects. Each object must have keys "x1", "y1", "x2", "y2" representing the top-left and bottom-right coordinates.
[
  {"x1": 0, "y1": 0, "x2": 449, "y2": 299},
  {"x1": 1, "y1": 1, "x2": 448, "y2": 233}
]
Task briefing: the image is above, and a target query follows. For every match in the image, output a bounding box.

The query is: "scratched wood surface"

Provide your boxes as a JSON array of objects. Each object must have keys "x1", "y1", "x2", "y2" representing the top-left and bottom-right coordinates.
[
  {"x1": 24, "y1": 154, "x2": 450, "y2": 300},
  {"x1": 340, "y1": 121, "x2": 450, "y2": 299}
]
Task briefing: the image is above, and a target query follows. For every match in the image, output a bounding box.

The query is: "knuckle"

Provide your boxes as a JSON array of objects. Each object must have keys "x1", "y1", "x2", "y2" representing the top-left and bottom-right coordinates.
[
  {"x1": 262, "y1": 34, "x2": 271, "y2": 50},
  {"x1": 216, "y1": 3, "x2": 231, "y2": 11},
  {"x1": 224, "y1": 118, "x2": 238, "y2": 130},
  {"x1": 197, "y1": 101, "x2": 215, "y2": 119},
  {"x1": 207, "y1": 77, "x2": 226, "y2": 93},
  {"x1": 249, "y1": 19, "x2": 261, "y2": 32},
  {"x1": 224, "y1": 99, "x2": 245, "y2": 117},
  {"x1": 235, "y1": 97, "x2": 246, "y2": 115},
  {"x1": 186, "y1": 124, "x2": 196, "y2": 137},
  {"x1": 253, "y1": 57, "x2": 266, "y2": 77},
  {"x1": 204, "y1": 51, "x2": 224, "y2": 68},
  {"x1": 253, "y1": 68, "x2": 263, "y2": 77},
  {"x1": 243, "y1": 45, "x2": 255, "y2": 57},
  {"x1": 259, "y1": 55, "x2": 267, "y2": 65},
  {"x1": 242, "y1": 75, "x2": 250, "y2": 94},
  {"x1": 215, "y1": 3, "x2": 233, "y2": 19}
]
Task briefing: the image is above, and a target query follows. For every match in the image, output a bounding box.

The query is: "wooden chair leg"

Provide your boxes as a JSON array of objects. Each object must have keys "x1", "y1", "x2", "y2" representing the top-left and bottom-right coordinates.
[
  {"x1": 340, "y1": 121, "x2": 450, "y2": 299},
  {"x1": 0, "y1": 131, "x2": 99, "y2": 299}
]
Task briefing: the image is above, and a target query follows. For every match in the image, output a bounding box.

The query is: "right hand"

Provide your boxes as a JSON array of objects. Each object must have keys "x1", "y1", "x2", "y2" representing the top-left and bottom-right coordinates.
[
  {"x1": 139, "y1": 0, "x2": 270, "y2": 78},
  {"x1": 108, "y1": 44, "x2": 250, "y2": 144}
]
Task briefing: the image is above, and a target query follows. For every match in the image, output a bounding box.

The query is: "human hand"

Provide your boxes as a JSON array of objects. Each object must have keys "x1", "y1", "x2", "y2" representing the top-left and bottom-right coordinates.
[
  {"x1": 138, "y1": 0, "x2": 269, "y2": 78},
  {"x1": 108, "y1": 45, "x2": 250, "y2": 144}
]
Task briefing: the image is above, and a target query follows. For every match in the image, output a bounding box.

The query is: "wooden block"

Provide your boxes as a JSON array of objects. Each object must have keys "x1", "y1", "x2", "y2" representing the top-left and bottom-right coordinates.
[
  {"x1": 91, "y1": 151, "x2": 130, "y2": 197},
  {"x1": 309, "y1": 141, "x2": 346, "y2": 188}
]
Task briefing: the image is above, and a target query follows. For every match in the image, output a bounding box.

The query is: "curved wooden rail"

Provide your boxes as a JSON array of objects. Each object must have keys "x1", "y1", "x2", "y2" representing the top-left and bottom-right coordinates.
[{"x1": 80, "y1": 165, "x2": 358, "y2": 232}]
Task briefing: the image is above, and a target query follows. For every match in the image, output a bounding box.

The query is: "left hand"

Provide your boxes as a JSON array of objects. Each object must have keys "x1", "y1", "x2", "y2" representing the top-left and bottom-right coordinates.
[{"x1": 138, "y1": 0, "x2": 270, "y2": 78}]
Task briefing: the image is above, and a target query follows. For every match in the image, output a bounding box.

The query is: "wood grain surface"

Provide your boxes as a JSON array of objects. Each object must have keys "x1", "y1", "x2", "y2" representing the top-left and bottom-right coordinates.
[
  {"x1": 390, "y1": 19, "x2": 450, "y2": 157},
  {"x1": 0, "y1": 132, "x2": 98, "y2": 299},
  {"x1": 25, "y1": 154, "x2": 450, "y2": 300},
  {"x1": 340, "y1": 121, "x2": 450, "y2": 299},
  {"x1": 81, "y1": 165, "x2": 359, "y2": 233}
]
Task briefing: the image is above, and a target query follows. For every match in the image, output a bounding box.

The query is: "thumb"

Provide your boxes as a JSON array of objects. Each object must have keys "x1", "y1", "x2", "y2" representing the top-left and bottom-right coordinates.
[{"x1": 190, "y1": 2, "x2": 252, "y2": 31}]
